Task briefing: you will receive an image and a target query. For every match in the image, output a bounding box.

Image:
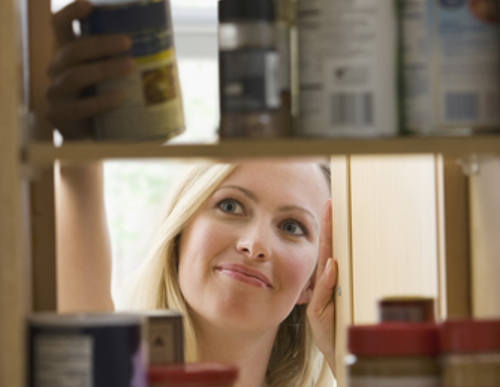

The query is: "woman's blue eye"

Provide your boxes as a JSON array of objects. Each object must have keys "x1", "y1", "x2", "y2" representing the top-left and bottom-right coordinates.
[
  {"x1": 218, "y1": 199, "x2": 244, "y2": 214},
  {"x1": 281, "y1": 220, "x2": 306, "y2": 236}
]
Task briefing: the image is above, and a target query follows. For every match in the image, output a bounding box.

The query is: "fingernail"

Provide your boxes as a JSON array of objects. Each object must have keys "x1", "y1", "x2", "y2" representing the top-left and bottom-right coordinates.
[{"x1": 325, "y1": 258, "x2": 333, "y2": 275}]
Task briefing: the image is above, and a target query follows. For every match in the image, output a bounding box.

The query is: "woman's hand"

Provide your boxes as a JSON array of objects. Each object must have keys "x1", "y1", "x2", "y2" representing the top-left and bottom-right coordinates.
[
  {"x1": 47, "y1": 0, "x2": 134, "y2": 139},
  {"x1": 306, "y1": 199, "x2": 338, "y2": 374}
]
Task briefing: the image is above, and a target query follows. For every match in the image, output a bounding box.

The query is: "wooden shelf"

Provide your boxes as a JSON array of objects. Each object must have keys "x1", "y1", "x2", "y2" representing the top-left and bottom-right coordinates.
[{"x1": 24, "y1": 136, "x2": 500, "y2": 164}]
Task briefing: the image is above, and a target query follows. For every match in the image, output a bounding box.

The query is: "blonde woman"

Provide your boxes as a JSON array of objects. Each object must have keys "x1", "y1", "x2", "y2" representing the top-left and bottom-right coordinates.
[
  {"x1": 50, "y1": 2, "x2": 338, "y2": 386},
  {"x1": 57, "y1": 160, "x2": 337, "y2": 387}
]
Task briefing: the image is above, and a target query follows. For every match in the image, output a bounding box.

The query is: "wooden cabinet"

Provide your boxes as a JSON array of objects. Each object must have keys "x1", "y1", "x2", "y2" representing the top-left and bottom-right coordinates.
[{"x1": 1, "y1": 0, "x2": 499, "y2": 386}]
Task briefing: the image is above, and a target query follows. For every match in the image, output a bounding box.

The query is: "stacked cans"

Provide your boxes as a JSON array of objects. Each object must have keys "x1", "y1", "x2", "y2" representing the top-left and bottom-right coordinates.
[{"x1": 293, "y1": 0, "x2": 499, "y2": 137}]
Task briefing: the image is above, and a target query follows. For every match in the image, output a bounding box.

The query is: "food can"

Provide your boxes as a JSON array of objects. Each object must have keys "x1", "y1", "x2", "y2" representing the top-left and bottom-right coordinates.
[
  {"x1": 144, "y1": 310, "x2": 184, "y2": 365},
  {"x1": 27, "y1": 313, "x2": 147, "y2": 387},
  {"x1": 378, "y1": 296, "x2": 436, "y2": 323},
  {"x1": 81, "y1": 0, "x2": 185, "y2": 141},
  {"x1": 440, "y1": 319, "x2": 500, "y2": 387},
  {"x1": 297, "y1": 0, "x2": 398, "y2": 137},
  {"x1": 400, "y1": 0, "x2": 500, "y2": 135},
  {"x1": 347, "y1": 323, "x2": 441, "y2": 386},
  {"x1": 148, "y1": 363, "x2": 239, "y2": 387}
]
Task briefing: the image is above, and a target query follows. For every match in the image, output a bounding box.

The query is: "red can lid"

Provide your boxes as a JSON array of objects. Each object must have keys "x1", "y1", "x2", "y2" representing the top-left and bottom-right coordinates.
[
  {"x1": 348, "y1": 323, "x2": 439, "y2": 356},
  {"x1": 440, "y1": 319, "x2": 500, "y2": 354},
  {"x1": 148, "y1": 363, "x2": 238, "y2": 385}
]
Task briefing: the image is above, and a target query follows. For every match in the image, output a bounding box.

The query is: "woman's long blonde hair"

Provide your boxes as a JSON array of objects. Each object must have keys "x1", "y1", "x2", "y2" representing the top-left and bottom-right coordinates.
[{"x1": 120, "y1": 161, "x2": 334, "y2": 386}]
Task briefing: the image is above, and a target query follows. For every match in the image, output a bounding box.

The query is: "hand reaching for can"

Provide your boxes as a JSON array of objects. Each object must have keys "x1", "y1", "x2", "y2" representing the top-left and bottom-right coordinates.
[{"x1": 47, "y1": 0, "x2": 134, "y2": 140}]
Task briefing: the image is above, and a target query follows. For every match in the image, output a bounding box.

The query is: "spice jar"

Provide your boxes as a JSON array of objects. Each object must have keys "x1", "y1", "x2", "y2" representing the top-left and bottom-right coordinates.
[
  {"x1": 218, "y1": 0, "x2": 286, "y2": 138},
  {"x1": 347, "y1": 323, "x2": 440, "y2": 386},
  {"x1": 148, "y1": 363, "x2": 238, "y2": 387},
  {"x1": 440, "y1": 319, "x2": 500, "y2": 387}
]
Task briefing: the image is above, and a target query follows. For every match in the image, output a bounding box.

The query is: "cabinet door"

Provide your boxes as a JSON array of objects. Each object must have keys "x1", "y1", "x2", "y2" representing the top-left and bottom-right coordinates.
[{"x1": 349, "y1": 155, "x2": 440, "y2": 323}]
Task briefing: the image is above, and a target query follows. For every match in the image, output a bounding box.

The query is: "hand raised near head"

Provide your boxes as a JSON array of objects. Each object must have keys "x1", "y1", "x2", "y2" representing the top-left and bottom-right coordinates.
[{"x1": 306, "y1": 199, "x2": 338, "y2": 375}]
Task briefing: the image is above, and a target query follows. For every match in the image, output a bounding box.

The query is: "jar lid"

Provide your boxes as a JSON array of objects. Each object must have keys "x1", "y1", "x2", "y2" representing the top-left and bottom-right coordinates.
[
  {"x1": 440, "y1": 319, "x2": 500, "y2": 354},
  {"x1": 219, "y1": 0, "x2": 275, "y2": 22},
  {"x1": 348, "y1": 323, "x2": 439, "y2": 356},
  {"x1": 148, "y1": 363, "x2": 238, "y2": 385}
]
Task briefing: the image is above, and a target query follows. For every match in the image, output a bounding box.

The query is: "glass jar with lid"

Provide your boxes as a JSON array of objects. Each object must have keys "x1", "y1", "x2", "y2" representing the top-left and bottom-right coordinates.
[
  {"x1": 218, "y1": 0, "x2": 286, "y2": 138},
  {"x1": 347, "y1": 323, "x2": 441, "y2": 386}
]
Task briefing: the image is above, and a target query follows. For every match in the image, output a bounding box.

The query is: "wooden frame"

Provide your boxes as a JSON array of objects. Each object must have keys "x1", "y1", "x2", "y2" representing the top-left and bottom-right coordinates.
[
  {"x1": 0, "y1": 0, "x2": 29, "y2": 385},
  {"x1": 1, "y1": 0, "x2": 494, "y2": 386},
  {"x1": 28, "y1": 0, "x2": 58, "y2": 311}
]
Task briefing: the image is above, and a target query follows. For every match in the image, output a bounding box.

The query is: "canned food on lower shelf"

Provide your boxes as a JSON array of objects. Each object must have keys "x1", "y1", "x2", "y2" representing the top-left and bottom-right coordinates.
[
  {"x1": 27, "y1": 313, "x2": 147, "y2": 387},
  {"x1": 347, "y1": 323, "x2": 441, "y2": 386},
  {"x1": 440, "y1": 319, "x2": 500, "y2": 387}
]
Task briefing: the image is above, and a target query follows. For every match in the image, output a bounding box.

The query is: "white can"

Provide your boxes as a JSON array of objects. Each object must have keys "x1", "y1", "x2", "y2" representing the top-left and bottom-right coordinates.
[
  {"x1": 401, "y1": 0, "x2": 500, "y2": 135},
  {"x1": 297, "y1": 0, "x2": 398, "y2": 137}
]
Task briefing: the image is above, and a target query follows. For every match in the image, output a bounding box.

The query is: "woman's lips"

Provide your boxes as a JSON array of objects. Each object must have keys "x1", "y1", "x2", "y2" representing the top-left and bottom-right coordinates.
[{"x1": 215, "y1": 264, "x2": 273, "y2": 289}]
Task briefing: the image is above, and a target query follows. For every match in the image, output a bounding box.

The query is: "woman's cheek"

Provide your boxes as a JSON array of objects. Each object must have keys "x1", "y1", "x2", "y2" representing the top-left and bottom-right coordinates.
[{"x1": 281, "y1": 246, "x2": 316, "y2": 286}]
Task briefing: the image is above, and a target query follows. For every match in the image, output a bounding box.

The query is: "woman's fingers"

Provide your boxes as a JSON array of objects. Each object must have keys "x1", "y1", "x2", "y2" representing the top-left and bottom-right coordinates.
[
  {"x1": 309, "y1": 258, "x2": 338, "y2": 318},
  {"x1": 47, "y1": 56, "x2": 135, "y2": 99},
  {"x1": 48, "y1": 35, "x2": 132, "y2": 78},
  {"x1": 46, "y1": 91, "x2": 125, "y2": 127},
  {"x1": 52, "y1": 0, "x2": 92, "y2": 45},
  {"x1": 307, "y1": 257, "x2": 338, "y2": 367},
  {"x1": 316, "y1": 199, "x2": 333, "y2": 283}
]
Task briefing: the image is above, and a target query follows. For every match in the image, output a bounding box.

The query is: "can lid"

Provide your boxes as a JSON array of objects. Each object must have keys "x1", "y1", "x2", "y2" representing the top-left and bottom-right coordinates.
[
  {"x1": 141, "y1": 309, "x2": 183, "y2": 318},
  {"x1": 81, "y1": 0, "x2": 168, "y2": 35},
  {"x1": 348, "y1": 323, "x2": 439, "y2": 356},
  {"x1": 440, "y1": 319, "x2": 500, "y2": 354},
  {"x1": 148, "y1": 364, "x2": 238, "y2": 385},
  {"x1": 219, "y1": 0, "x2": 275, "y2": 22},
  {"x1": 28, "y1": 312, "x2": 144, "y2": 327}
]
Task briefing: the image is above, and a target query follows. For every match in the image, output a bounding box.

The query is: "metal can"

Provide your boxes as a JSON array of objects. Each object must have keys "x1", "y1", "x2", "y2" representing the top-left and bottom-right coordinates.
[
  {"x1": 148, "y1": 363, "x2": 239, "y2": 387},
  {"x1": 81, "y1": 0, "x2": 185, "y2": 141},
  {"x1": 27, "y1": 313, "x2": 147, "y2": 387},
  {"x1": 347, "y1": 323, "x2": 441, "y2": 387},
  {"x1": 400, "y1": 0, "x2": 500, "y2": 135},
  {"x1": 144, "y1": 310, "x2": 184, "y2": 365},
  {"x1": 297, "y1": 0, "x2": 398, "y2": 137},
  {"x1": 440, "y1": 319, "x2": 500, "y2": 387}
]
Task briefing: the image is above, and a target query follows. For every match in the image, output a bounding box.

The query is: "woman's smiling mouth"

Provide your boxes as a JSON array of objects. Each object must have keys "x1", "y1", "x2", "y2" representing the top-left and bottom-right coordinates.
[{"x1": 214, "y1": 263, "x2": 273, "y2": 289}]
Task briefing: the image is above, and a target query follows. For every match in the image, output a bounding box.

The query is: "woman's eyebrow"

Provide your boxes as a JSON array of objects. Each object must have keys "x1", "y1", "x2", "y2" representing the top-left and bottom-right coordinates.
[{"x1": 217, "y1": 185, "x2": 258, "y2": 202}]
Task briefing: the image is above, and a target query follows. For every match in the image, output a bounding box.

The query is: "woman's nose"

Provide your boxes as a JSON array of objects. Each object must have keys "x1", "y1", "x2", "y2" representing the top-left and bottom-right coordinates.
[{"x1": 236, "y1": 226, "x2": 271, "y2": 260}]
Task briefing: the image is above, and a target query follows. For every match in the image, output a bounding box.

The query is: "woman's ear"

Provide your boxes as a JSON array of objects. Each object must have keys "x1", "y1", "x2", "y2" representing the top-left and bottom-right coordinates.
[{"x1": 296, "y1": 278, "x2": 314, "y2": 305}]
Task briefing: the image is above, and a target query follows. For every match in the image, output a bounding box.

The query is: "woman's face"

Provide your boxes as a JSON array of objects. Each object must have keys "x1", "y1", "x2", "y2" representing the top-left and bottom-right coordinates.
[{"x1": 177, "y1": 161, "x2": 330, "y2": 333}]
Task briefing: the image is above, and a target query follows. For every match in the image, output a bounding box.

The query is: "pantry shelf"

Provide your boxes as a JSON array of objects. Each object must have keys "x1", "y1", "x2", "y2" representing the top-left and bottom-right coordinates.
[{"x1": 24, "y1": 135, "x2": 500, "y2": 164}]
